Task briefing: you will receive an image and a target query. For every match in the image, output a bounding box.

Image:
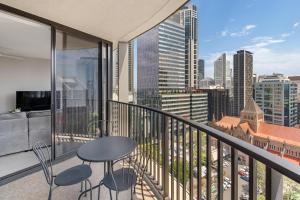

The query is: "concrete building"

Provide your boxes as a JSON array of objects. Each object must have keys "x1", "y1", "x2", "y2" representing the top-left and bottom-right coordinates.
[
  {"x1": 255, "y1": 74, "x2": 298, "y2": 127},
  {"x1": 161, "y1": 91, "x2": 208, "y2": 123},
  {"x1": 180, "y1": 4, "x2": 198, "y2": 89},
  {"x1": 198, "y1": 59, "x2": 205, "y2": 82},
  {"x1": 137, "y1": 12, "x2": 185, "y2": 107},
  {"x1": 112, "y1": 41, "x2": 135, "y2": 103},
  {"x1": 214, "y1": 53, "x2": 230, "y2": 88},
  {"x1": 201, "y1": 89, "x2": 230, "y2": 121},
  {"x1": 289, "y1": 76, "x2": 300, "y2": 124},
  {"x1": 199, "y1": 77, "x2": 215, "y2": 89},
  {"x1": 233, "y1": 50, "x2": 253, "y2": 116}
]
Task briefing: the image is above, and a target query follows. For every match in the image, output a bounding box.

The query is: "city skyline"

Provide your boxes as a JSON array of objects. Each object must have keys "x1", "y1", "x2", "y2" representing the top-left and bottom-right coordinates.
[{"x1": 197, "y1": 0, "x2": 300, "y2": 78}]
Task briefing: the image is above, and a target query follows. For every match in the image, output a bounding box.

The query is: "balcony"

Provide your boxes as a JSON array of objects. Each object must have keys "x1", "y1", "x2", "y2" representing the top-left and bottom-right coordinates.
[{"x1": 1, "y1": 100, "x2": 300, "y2": 200}]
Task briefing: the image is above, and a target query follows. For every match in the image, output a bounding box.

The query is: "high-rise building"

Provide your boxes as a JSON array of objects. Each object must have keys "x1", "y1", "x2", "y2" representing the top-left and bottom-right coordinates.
[
  {"x1": 214, "y1": 53, "x2": 226, "y2": 87},
  {"x1": 112, "y1": 41, "x2": 135, "y2": 102},
  {"x1": 198, "y1": 59, "x2": 205, "y2": 82},
  {"x1": 137, "y1": 7, "x2": 207, "y2": 122},
  {"x1": 199, "y1": 77, "x2": 215, "y2": 89},
  {"x1": 160, "y1": 91, "x2": 208, "y2": 123},
  {"x1": 137, "y1": 12, "x2": 185, "y2": 107},
  {"x1": 180, "y1": 5, "x2": 198, "y2": 89},
  {"x1": 201, "y1": 89, "x2": 230, "y2": 121},
  {"x1": 233, "y1": 50, "x2": 253, "y2": 116},
  {"x1": 289, "y1": 76, "x2": 300, "y2": 124},
  {"x1": 254, "y1": 74, "x2": 298, "y2": 127},
  {"x1": 214, "y1": 53, "x2": 232, "y2": 94}
]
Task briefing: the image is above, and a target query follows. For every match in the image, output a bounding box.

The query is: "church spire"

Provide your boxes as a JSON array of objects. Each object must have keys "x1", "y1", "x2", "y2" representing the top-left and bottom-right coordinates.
[{"x1": 240, "y1": 98, "x2": 264, "y2": 132}]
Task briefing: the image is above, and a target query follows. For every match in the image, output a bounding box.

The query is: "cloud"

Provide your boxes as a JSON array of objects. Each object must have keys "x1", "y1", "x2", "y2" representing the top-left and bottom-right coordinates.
[
  {"x1": 293, "y1": 22, "x2": 299, "y2": 28},
  {"x1": 245, "y1": 25, "x2": 256, "y2": 30},
  {"x1": 242, "y1": 36, "x2": 285, "y2": 49},
  {"x1": 251, "y1": 48, "x2": 300, "y2": 76},
  {"x1": 221, "y1": 30, "x2": 228, "y2": 37},
  {"x1": 204, "y1": 34, "x2": 300, "y2": 78},
  {"x1": 229, "y1": 24, "x2": 256, "y2": 37},
  {"x1": 204, "y1": 39, "x2": 212, "y2": 43},
  {"x1": 281, "y1": 32, "x2": 294, "y2": 38},
  {"x1": 229, "y1": 18, "x2": 236, "y2": 23}
]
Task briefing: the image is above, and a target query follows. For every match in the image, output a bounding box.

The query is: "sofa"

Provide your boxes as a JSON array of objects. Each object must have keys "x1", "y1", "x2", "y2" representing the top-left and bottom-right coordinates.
[{"x1": 0, "y1": 110, "x2": 51, "y2": 156}]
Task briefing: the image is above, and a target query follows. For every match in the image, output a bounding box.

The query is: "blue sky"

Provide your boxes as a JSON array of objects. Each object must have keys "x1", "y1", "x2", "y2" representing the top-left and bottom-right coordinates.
[{"x1": 195, "y1": 0, "x2": 300, "y2": 77}]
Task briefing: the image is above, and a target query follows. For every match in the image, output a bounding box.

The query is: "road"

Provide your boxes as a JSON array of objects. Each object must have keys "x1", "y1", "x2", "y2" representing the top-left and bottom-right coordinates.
[{"x1": 223, "y1": 163, "x2": 249, "y2": 199}]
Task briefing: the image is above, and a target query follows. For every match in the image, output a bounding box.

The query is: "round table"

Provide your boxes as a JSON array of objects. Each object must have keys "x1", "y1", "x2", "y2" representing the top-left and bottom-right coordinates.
[
  {"x1": 77, "y1": 136, "x2": 137, "y2": 162},
  {"x1": 77, "y1": 136, "x2": 137, "y2": 199}
]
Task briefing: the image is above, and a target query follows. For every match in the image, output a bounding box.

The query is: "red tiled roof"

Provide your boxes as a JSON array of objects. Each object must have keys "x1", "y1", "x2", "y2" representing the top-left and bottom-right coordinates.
[
  {"x1": 215, "y1": 116, "x2": 300, "y2": 165},
  {"x1": 216, "y1": 116, "x2": 300, "y2": 146},
  {"x1": 255, "y1": 123, "x2": 300, "y2": 146},
  {"x1": 268, "y1": 149, "x2": 300, "y2": 165},
  {"x1": 215, "y1": 116, "x2": 240, "y2": 129}
]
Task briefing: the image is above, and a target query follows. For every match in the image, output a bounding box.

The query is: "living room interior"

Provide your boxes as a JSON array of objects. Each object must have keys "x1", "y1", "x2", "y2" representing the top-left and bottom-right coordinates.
[
  {"x1": 0, "y1": 10, "x2": 102, "y2": 180},
  {"x1": 0, "y1": 10, "x2": 51, "y2": 178}
]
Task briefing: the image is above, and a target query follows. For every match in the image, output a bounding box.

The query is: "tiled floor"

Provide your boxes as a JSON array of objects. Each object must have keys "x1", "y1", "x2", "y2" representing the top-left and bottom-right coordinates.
[
  {"x1": 0, "y1": 150, "x2": 39, "y2": 177},
  {"x1": 0, "y1": 156, "x2": 156, "y2": 200}
]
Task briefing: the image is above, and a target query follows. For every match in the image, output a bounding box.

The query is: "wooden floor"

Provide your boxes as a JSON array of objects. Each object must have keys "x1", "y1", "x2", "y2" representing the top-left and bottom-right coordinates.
[{"x1": 0, "y1": 156, "x2": 156, "y2": 200}]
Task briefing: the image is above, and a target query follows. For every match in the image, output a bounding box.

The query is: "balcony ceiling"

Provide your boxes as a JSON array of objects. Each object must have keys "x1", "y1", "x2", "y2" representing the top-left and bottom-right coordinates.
[{"x1": 0, "y1": 0, "x2": 188, "y2": 45}]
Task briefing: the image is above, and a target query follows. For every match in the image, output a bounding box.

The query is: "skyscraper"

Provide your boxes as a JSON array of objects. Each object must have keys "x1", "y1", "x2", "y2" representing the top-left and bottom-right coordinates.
[
  {"x1": 201, "y1": 89, "x2": 230, "y2": 121},
  {"x1": 255, "y1": 74, "x2": 298, "y2": 127},
  {"x1": 137, "y1": 7, "x2": 207, "y2": 123},
  {"x1": 137, "y1": 12, "x2": 186, "y2": 107},
  {"x1": 289, "y1": 76, "x2": 300, "y2": 124},
  {"x1": 214, "y1": 53, "x2": 231, "y2": 89},
  {"x1": 198, "y1": 59, "x2": 205, "y2": 83},
  {"x1": 233, "y1": 50, "x2": 253, "y2": 116},
  {"x1": 180, "y1": 5, "x2": 198, "y2": 89}
]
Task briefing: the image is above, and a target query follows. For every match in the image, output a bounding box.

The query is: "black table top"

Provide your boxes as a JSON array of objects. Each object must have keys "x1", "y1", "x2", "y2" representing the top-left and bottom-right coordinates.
[{"x1": 77, "y1": 136, "x2": 137, "y2": 162}]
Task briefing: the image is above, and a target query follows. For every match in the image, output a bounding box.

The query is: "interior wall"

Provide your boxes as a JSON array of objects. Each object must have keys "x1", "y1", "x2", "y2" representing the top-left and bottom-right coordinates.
[{"x1": 0, "y1": 57, "x2": 51, "y2": 113}]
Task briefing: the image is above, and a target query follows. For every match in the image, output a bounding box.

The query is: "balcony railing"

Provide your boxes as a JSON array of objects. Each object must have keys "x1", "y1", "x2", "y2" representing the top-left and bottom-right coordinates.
[{"x1": 107, "y1": 100, "x2": 300, "y2": 200}]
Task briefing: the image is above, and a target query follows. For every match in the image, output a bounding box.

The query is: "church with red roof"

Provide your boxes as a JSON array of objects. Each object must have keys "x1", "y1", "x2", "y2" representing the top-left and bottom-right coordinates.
[{"x1": 210, "y1": 98, "x2": 300, "y2": 165}]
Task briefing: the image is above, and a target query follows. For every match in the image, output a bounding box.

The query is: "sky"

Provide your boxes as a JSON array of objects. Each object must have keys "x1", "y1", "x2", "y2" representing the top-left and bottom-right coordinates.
[{"x1": 195, "y1": 0, "x2": 300, "y2": 78}]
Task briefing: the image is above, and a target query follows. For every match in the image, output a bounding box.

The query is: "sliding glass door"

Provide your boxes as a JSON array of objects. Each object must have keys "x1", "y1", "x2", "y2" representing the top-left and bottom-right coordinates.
[
  {"x1": 54, "y1": 30, "x2": 100, "y2": 157},
  {"x1": 0, "y1": 10, "x2": 51, "y2": 178}
]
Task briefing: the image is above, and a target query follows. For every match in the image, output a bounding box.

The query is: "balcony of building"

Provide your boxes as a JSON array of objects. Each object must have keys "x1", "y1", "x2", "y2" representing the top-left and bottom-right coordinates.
[{"x1": 0, "y1": 0, "x2": 300, "y2": 200}]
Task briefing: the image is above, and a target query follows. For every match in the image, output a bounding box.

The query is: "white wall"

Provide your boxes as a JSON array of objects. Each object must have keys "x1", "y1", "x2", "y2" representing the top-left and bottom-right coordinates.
[{"x1": 0, "y1": 57, "x2": 51, "y2": 113}]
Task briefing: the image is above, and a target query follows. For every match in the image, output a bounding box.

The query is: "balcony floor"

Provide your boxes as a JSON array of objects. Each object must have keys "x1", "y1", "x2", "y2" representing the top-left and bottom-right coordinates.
[{"x1": 0, "y1": 156, "x2": 156, "y2": 200}]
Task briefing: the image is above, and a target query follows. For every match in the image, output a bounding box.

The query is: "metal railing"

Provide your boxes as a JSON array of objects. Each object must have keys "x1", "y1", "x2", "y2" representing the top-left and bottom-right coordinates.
[{"x1": 108, "y1": 100, "x2": 300, "y2": 200}]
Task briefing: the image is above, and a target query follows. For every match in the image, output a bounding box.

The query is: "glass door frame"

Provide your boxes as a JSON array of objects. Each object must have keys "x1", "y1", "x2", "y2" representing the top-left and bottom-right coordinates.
[
  {"x1": 51, "y1": 29, "x2": 113, "y2": 160},
  {"x1": 0, "y1": 3, "x2": 113, "y2": 180}
]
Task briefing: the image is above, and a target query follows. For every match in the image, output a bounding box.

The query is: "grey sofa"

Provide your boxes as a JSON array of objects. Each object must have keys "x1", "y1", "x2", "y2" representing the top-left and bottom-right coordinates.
[
  {"x1": 28, "y1": 110, "x2": 51, "y2": 148},
  {"x1": 0, "y1": 110, "x2": 51, "y2": 156},
  {"x1": 0, "y1": 112, "x2": 28, "y2": 156}
]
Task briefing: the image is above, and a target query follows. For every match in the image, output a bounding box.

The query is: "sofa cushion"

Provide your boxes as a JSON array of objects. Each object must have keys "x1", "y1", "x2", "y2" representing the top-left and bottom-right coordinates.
[
  {"x1": 27, "y1": 110, "x2": 51, "y2": 118},
  {"x1": 0, "y1": 117, "x2": 29, "y2": 156}
]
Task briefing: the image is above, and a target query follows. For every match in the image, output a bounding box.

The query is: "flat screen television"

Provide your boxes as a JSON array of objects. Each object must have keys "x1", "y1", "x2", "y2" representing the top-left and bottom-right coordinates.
[{"x1": 16, "y1": 91, "x2": 51, "y2": 111}]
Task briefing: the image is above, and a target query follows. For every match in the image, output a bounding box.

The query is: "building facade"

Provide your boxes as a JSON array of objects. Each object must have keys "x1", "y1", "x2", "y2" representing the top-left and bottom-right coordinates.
[
  {"x1": 214, "y1": 53, "x2": 230, "y2": 88},
  {"x1": 255, "y1": 74, "x2": 298, "y2": 127},
  {"x1": 198, "y1": 59, "x2": 205, "y2": 82},
  {"x1": 289, "y1": 76, "x2": 300, "y2": 124},
  {"x1": 137, "y1": 12, "x2": 186, "y2": 107},
  {"x1": 201, "y1": 89, "x2": 230, "y2": 121},
  {"x1": 233, "y1": 50, "x2": 253, "y2": 116},
  {"x1": 180, "y1": 5, "x2": 198, "y2": 89},
  {"x1": 161, "y1": 91, "x2": 208, "y2": 123}
]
